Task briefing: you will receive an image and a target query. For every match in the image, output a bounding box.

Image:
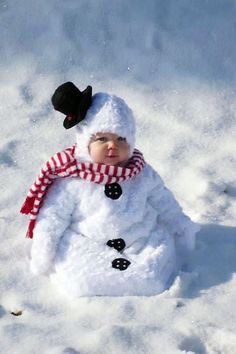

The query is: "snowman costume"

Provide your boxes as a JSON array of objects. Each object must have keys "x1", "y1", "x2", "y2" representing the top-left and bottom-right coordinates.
[{"x1": 28, "y1": 90, "x2": 199, "y2": 297}]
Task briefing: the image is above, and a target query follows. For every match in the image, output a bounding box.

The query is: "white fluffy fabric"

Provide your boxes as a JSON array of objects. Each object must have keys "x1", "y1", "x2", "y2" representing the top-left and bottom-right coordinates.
[
  {"x1": 74, "y1": 93, "x2": 136, "y2": 162},
  {"x1": 30, "y1": 163, "x2": 199, "y2": 298}
]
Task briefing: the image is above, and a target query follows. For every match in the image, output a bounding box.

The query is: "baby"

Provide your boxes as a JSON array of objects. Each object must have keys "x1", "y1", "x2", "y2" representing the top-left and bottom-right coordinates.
[
  {"x1": 89, "y1": 132, "x2": 130, "y2": 167},
  {"x1": 21, "y1": 82, "x2": 199, "y2": 297}
]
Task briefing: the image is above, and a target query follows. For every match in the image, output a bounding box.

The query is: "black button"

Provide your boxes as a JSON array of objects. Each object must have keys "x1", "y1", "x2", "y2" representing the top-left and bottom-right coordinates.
[
  {"x1": 104, "y1": 183, "x2": 122, "y2": 200},
  {"x1": 106, "y1": 238, "x2": 126, "y2": 252},
  {"x1": 112, "y1": 258, "x2": 131, "y2": 271}
]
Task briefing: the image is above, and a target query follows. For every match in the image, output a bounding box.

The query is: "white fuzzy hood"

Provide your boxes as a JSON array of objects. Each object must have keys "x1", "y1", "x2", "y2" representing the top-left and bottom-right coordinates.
[{"x1": 74, "y1": 93, "x2": 136, "y2": 162}]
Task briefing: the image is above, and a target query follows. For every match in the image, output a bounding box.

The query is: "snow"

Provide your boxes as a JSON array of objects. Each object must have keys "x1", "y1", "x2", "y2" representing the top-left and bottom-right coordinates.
[{"x1": 0, "y1": 0, "x2": 236, "y2": 353}]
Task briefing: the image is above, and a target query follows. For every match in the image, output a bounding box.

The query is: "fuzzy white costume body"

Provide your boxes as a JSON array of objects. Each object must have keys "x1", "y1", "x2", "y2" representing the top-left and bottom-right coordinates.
[{"x1": 30, "y1": 93, "x2": 199, "y2": 297}]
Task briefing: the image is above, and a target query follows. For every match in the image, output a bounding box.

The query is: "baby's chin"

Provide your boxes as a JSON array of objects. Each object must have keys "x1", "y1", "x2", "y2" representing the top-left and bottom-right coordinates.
[
  {"x1": 94, "y1": 158, "x2": 128, "y2": 167},
  {"x1": 105, "y1": 160, "x2": 128, "y2": 167}
]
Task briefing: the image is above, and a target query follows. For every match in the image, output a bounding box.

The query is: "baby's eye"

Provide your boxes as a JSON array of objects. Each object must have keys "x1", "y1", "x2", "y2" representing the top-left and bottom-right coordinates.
[
  {"x1": 118, "y1": 137, "x2": 126, "y2": 142},
  {"x1": 96, "y1": 137, "x2": 107, "y2": 142}
]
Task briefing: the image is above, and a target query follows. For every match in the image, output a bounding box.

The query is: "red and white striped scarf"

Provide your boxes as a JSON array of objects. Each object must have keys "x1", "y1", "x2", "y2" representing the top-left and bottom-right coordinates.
[{"x1": 21, "y1": 144, "x2": 145, "y2": 238}]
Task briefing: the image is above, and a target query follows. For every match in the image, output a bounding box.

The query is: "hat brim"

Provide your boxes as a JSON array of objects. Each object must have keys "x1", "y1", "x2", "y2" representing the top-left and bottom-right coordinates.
[{"x1": 63, "y1": 85, "x2": 92, "y2": 129}]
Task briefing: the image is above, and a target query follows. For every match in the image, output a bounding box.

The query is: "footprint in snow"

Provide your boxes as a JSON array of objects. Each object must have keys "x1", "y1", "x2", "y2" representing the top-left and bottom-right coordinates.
[
  {"x1": 62, "y1": 348, "x2": 82, "y2": 354},
  {"x1": 223, "y1": 186, "x2": 236, "y2": 198},
  {"x1": 0, "y1": 140, "x2": 18, "y2": 167},
  {"x1": 0, "y1": 305, "x2": 6, "y2": 318},
  {"x1": 20, "y1": 83, "x2": 34, "y2": 104},
  {"x1": 179, "y1": 335, "x2": 207, "y2": 354}
]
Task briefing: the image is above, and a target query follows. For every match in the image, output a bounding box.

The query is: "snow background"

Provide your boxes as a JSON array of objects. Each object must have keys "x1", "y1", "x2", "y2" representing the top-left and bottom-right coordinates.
[{"x1": 0, "y1": 0, "x2": 236, "y2": 353}]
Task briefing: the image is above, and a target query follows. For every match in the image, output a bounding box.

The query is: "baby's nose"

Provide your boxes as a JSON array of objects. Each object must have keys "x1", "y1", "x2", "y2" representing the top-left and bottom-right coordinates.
[{"x1": 108, "y1": 140, "x2": 117, "y2": 149}]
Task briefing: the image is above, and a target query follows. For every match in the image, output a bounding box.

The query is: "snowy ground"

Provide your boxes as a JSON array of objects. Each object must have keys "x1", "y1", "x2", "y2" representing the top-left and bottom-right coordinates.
[{"x1": 0, "y1": 1, "x2": 236, "y2": 353}]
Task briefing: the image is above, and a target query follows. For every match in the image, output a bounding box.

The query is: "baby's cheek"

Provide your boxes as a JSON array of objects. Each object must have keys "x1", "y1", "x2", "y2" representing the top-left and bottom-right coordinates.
[{"x1": 89, "y1": 145, "x2": 105, "y2": 163}]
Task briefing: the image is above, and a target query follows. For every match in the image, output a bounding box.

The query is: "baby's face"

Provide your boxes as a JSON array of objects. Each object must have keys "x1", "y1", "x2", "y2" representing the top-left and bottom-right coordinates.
[{"x1": 89, "y1": 132, "x2": 130, "y2": 166}]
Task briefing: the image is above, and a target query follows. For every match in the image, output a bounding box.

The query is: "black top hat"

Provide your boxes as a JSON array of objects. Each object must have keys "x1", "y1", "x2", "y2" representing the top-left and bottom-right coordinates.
[{"x1": 51, "y1": 82, "x2": 92, "y2": 129}]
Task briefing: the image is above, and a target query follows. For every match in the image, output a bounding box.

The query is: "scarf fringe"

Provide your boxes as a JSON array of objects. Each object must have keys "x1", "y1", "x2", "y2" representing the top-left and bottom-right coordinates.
[
  {"x1": 26, "y1": 219, "x2": 36, "y2": 239},
  {"x1": 20, "y1": 196, "x2": 36, "y2": 214}
]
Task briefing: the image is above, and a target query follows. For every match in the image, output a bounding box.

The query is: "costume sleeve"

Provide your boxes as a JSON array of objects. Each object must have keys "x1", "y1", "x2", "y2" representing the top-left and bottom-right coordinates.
[
  {"x1": 30, "y1": 179, "x2": 75, "y2": 276},
  {"x1": 146, "y1": 165, "x2": 200, "y2": 254}
]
